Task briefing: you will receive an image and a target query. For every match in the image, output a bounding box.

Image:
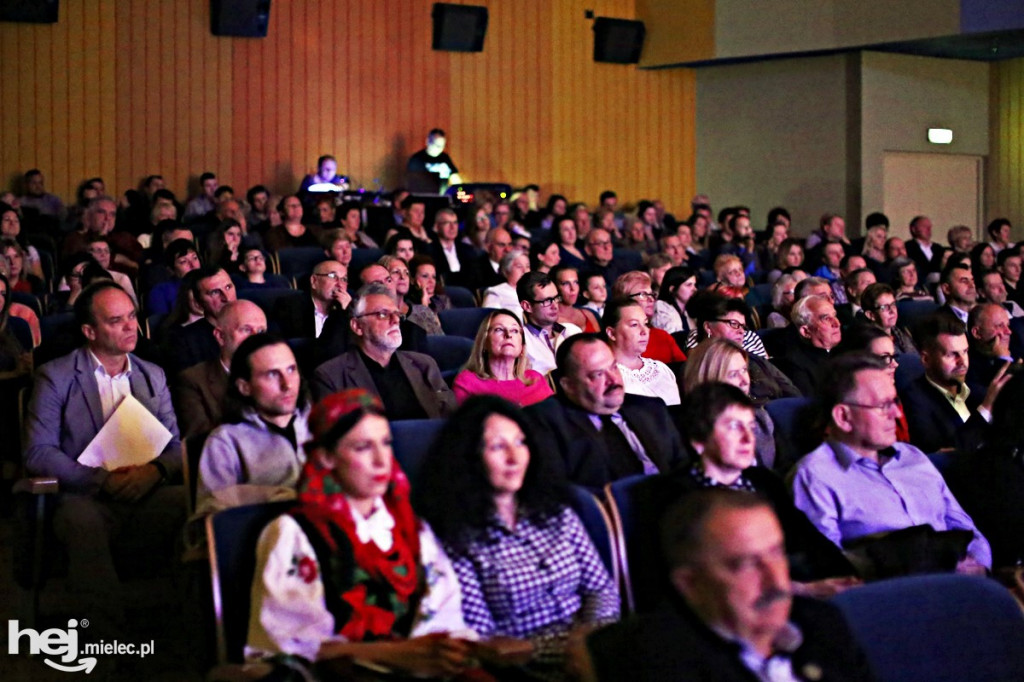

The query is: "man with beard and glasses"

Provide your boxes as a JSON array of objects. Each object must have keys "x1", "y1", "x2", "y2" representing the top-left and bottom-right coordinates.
[
  {"x1": 311, "y1": 283, "x2": 455, "y2": 419},
  {"x1": 582, "y1": 489, "x2": 876, "y2": 682},
  {"x1": 526, "y1": 333, "x2": 685, "y2": 491}
]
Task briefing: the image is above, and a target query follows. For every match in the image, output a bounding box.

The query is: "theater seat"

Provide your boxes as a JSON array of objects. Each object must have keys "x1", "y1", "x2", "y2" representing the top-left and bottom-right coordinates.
[
  {"x1": 832, "y1": 574, "x2": 1024, "y2": 682},
  {"x1": 390, "y1": 419, "x2": 445, "y2": 487},
  {"x1": 764, "y1": 397, "x2": 818, "y2": 476},
  {"x1": 439, "y1": 307, "x2": 495, "y2": 339}
]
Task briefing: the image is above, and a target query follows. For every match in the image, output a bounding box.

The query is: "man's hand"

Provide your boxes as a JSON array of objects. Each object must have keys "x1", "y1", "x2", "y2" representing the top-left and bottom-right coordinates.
[
  {"x1": 980, "y1": 360, "x2": 1014, "y2": 413},
  {"x1": 102, "y1": 464, "x2": 162, "y2": 503},
  {"x1": 956, "y1": 555, "x2": 988, "y2": 576},
  {"x1": 333, "y1": 288, "x2": 352, "y2": 310}
]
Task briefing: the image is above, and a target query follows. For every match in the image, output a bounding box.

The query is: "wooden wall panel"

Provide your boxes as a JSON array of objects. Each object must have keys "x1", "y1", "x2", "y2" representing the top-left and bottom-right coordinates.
[
  {"x1": 1, "y1": 0, "x2": 696, "y2": 215},
  {"x1": 988, "y1": 58, "x2": 1024, "y2": 229}
]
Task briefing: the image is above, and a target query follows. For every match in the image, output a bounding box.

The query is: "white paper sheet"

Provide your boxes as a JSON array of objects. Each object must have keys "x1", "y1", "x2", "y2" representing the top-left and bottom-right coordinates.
[{"x1": 77, "y1": 394, "x2": 173, "y2": 470}]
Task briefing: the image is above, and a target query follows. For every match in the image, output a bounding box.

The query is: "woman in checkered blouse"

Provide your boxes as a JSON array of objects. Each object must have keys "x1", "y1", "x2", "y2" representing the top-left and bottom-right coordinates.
[{"x1": 414, "y1": 395, "x2": 621, "y2": 680}]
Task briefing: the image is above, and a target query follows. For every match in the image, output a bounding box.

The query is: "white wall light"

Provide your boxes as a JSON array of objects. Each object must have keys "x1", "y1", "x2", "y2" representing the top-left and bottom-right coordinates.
[{"x1": 928, "y1": 128, "x2": 953, "y2": 144}]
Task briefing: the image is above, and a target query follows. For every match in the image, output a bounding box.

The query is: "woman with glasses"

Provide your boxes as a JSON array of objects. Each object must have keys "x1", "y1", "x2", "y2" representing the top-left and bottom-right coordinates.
[
  {"x1": 611, "y1": 271, "x2": 687, "y2": 365},
  {"x1": 861, "y1": 282, "x2": 917, "y2": 354},
  {"x1": 453, "y1": 309, "x2": 554, "y2": 407},
  {"x1": 686, "y1": 291, "x2": 799, "y2": 401}
]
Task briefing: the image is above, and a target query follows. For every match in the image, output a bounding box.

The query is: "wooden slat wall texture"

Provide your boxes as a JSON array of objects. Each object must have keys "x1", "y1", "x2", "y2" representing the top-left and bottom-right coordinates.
[
  {"x1": 0, "y1": 0, "x2": 696, "y2": 213},
  {"x1": 988, "y1": 57, "x2": 1024, "y2": 228}
]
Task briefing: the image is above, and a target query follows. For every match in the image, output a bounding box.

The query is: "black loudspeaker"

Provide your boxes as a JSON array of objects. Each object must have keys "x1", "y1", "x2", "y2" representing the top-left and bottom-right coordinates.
[
  {"x1": 593, "y1": 17, "x2": 646, "y2": 64},
  {"x1": 0, "y1": 0, "x2": 58, "y2": 23},
  {"x1": 432, "y1": 3, "x2": 488, "y2": 52},
  {"x1": 210, "y1": 0, "x2": 270, "y2": 38}
]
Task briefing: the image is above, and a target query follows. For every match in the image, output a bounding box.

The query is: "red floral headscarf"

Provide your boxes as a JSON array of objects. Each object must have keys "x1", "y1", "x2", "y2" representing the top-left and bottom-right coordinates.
[{"x1": 293, "y1": 389, "x2": 422, "y2": 641}]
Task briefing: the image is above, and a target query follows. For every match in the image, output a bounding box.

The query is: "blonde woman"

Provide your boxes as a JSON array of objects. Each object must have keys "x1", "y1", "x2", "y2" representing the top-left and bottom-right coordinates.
[
  {"x1": 683, "y1": 338, "x2": 778, "y2": 471},
  {"x1": 452, "y1": 309, "x2": 554, "y2": 406}
]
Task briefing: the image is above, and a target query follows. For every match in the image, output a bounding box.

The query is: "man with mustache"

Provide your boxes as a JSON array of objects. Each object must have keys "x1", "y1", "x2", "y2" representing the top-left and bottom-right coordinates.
[
  {"x1": 526, "y1": 333, "x2": 685, "y2": 491},
  {"x1": 582, "y1": 489, "x2": 875, "y2": 681},
  {"x1": 794, "y1": 353, "x2": 992, "y2": 577}
]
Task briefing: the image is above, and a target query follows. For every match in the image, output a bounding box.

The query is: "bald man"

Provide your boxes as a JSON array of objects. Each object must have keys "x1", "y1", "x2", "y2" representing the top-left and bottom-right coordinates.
[{"x1": 174, "y1": 299, "x2": 268, "y2": 437}]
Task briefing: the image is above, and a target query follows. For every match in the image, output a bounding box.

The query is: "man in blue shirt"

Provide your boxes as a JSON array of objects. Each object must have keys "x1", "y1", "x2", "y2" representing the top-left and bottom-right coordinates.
[{"x1": 791, "y1": 353, "x2": 991, "y2": 575}]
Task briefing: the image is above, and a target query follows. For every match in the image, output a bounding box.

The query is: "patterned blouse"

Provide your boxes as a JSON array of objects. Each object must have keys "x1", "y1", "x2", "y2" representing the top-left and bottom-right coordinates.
[{"x1": 447, "y1": 506, "x2": 620, "y2": 673}]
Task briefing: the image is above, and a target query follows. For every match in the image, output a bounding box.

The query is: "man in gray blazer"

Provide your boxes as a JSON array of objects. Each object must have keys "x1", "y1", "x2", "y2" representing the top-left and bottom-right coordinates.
[
  {"x1": 23, "y1": 281, "x2": 184, "y2": 632},
  {"x1": 312, "y1": 283, "x2": 456, "y2": 419}
]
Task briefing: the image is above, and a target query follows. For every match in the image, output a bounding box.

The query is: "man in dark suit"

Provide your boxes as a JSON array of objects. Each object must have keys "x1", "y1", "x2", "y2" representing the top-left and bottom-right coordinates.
[
  {"x1": 583, "y1": 489, "x2": 875, "y2": 682},
  {"x1": 466, "y1": 227, "x2": 513, "y2": 291},
  {"x1": 899, "y1": 315, "x2": 1005, "y2": 453},
  {"x1": 773, "y1": 294, "x2": 842, "y2": 396},
  {"x1": 966, "y1": 303, "x2": 1015, "y2": 397},
  {"x1": 174, "y1": 299, "x2": 267, "y2": 438},
  {"x1": 23, "y1": 281, "x2": 183, "y2": 632},
  {"x1": 164, "y1": 265, "x2": 237, "y2": 373},
  {"x1": 312, "y1": 283, "x2": 455, "y2": 419},
  {"x1": 427, "y1": 207, "x2": 475, "y2": 288},
  {"x1": 582, "y1": 227, "x2": 632, "y2": 288},
  {"x1": 905, "y1": 215, "x2": 945, "y2": 283},
  {"x1": 526, "y1": 333, "x2": 686, "y2": 490},
  {"x1": 272, "y1": 258, "x2": 351, "y2": 340}
]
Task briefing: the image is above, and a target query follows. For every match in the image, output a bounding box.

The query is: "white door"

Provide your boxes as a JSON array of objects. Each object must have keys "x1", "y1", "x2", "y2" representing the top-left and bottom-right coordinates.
[{"x1": 882, "y1": 152, "x2": 983, "y2": 241}]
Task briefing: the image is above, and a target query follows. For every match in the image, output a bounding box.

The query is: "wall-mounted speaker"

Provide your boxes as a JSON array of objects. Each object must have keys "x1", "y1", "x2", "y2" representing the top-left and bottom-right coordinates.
[
  {"x1": 432, "y1": 3, "x2": 488, "y2": 52},
  {"x1": 593, "y1": 17, "x2": 646, "y2": 64},
  {"x1": 0, "y1": 0, "x2": 58, "y2": 23},
  {"x1": 210, "y1": 0, "x2": 270, "y2": 38}
]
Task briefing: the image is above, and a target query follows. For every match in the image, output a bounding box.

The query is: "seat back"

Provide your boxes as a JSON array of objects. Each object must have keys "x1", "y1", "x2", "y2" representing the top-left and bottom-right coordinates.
[
  {"x1": 896, "y1": 299, "x2": 939, "y2": 330},
  {"x1": 439, "y1": 307, "x2": 495, "y2": 339},
  {"x1": 894, "y1": 352, "x2": 925, "y2": 392},
  {"x1": 182, "y1": 431, "x2": 210, "y2": 516},
  {"x1": 206, "y1": 501, "x2": 297, "y2": 664},
  {"x1": 390, "y1": 419, "x2": 445, "y2": 487},
  {"x1": 349, "y1": 247, "x2": 385, "y2": 275},
  {"x1": 423, "y1": 335, "x2": 474, "y2": 373},
  {"x1": 276, "y1": 247, "x2": 328, "y2": 281},
  {"x1": 755, "y1": 327, "x2": 788, "y2": 359},
  {"x1": 832, "y1": 574, "x2": 1024, "y2": 682},
  {"x1": 238, "y1": 287, "x2": 303, "y2": 317},
  {"x1": 445, "y1": 285, "x2": 477, "y2": 308},
  {"x1": 566, "y1": 485, "x2": 619, "y2": 589},
  {"x1": 764, "y1": 397, "x2": 819, "y2": 475},
  {"x1": 603, "y1": 474, "x2": 651, "y2": 613}
]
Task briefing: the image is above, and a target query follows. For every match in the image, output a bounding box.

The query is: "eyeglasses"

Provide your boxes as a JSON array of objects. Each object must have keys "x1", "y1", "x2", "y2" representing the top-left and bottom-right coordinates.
[
  {"x1": 531, "y1": 296, "x2": 560, "y2": 308},
  {"x1": 873, "y1": 303, "x2": 896, "y2": 313},
  {"x1": 629, "y1": 291, "x2": 655, "y2": 301},
  {"x1": 844, "y1": 399, "x2": 900, "y2": 414},
  {"x1": 713, "y1": 318, "x2": 747, "y2": 331},
  {"x1": 356, "y1": 309, "x2": 405, "y2": 322},
  {"x1": 314, "y1": 272, "x2": 347, "y2": 282},
  {"x1": 874, "y1": 353, "x2": 898, "y2": 366},
  {"x1": 489, "y1": 326, "x2": 521, "y2": 338},
  {"x1": 588, "y1": 240, "x2": 612, "y2": 247},
  {"x1": 389, "y1": 269, "x2": 410, "y2": 278}
]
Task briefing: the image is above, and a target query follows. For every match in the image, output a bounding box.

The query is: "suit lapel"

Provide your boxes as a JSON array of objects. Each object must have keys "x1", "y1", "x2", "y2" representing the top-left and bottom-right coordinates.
[
  {"x1": 395, "y1": 353, "x2": 435, "y2": 418},
  {"x1": 73, "y1": 349, "x2": 104, "y2": 433}
]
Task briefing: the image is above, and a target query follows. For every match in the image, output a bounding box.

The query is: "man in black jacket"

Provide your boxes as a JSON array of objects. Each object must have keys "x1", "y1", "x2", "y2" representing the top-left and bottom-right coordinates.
[
  {"x1": 526, "y1": 333, "x2": 686, "y2": 490},
  {"x1": 899, "y1": 314, "x2": 1006, "y2": 453},
  {"x1": 583, "y1": 489, "x2": 875, "y2": 682}
]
